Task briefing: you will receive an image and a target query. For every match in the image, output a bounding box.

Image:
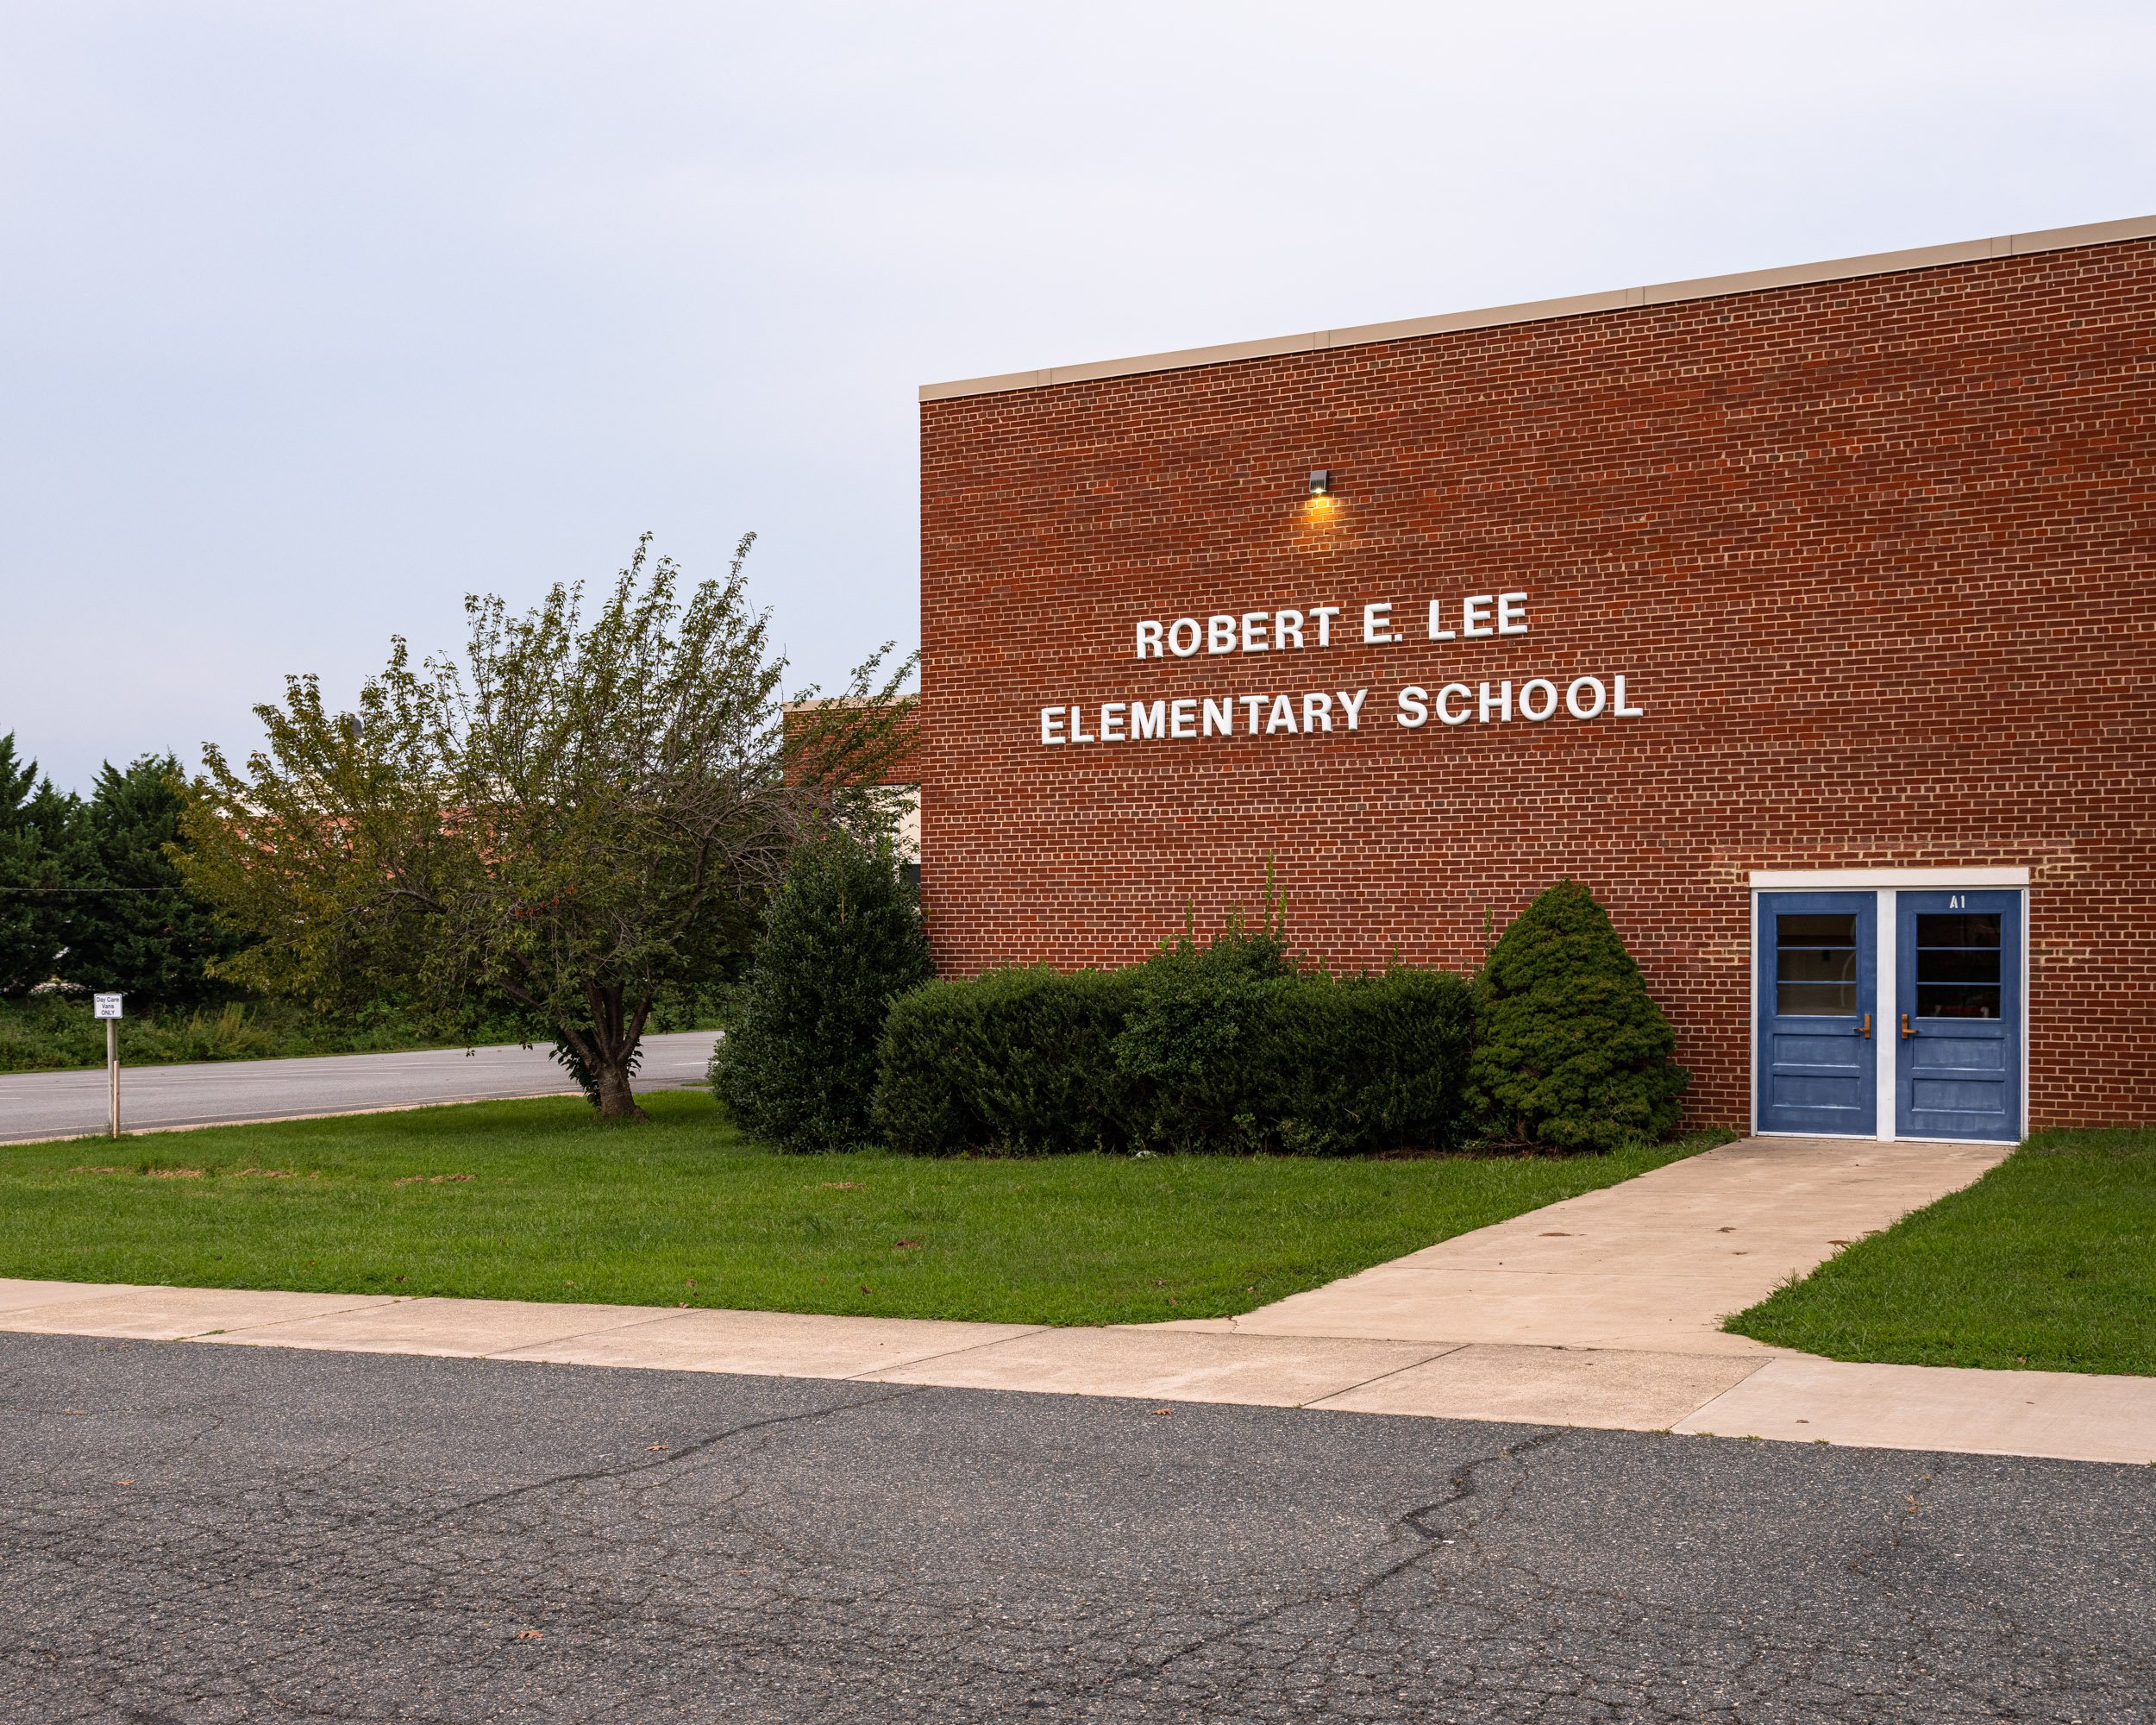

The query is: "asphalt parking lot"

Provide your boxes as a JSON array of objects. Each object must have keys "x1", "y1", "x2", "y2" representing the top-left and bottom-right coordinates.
[{"x1": 2, "y1": 1333, "x2": 2149, "y2": 1723}]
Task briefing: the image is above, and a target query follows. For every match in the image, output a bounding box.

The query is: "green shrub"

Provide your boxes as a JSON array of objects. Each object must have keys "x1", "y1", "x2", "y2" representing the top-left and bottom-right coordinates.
[
  {"x1": 1466, "y1": 879, "x2": 1688, "y2": 1152},
  {"x1": 1249, "y1": 967, "x2": 1477, "y2": 1157},
  {"x1": 710, "y1": 826, "x2": 931, "y2": 1151},
  {"x1": 872, "y1": 927, "x2": 1476, "y2": 1157},
  {"x1": 1113, "y1": 920, "x2": 1293, "y2": 1150},
  {"x1": 875, "y1": 966, "x2": 1140, "y2": 1156}
]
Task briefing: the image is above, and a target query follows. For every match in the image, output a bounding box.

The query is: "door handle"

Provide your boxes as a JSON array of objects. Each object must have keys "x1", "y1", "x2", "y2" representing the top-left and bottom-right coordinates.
[
  {"x1": 1858, "y1": 1013, "x2": 1871, "y2": 1039},
  {"x1": 1901, "y1": 1013, "x2": 1915, "y2": 1040}
]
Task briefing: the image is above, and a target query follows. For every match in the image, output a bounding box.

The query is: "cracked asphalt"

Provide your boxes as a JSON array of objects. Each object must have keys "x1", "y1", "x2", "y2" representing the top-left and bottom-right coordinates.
[{"x1": 2, "y1": 1333, "x2": 2150, "y2": 1723}]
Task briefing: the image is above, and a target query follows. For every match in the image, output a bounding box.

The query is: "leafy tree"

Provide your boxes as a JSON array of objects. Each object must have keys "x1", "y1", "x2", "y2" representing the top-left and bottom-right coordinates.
[
  {"x1": 177, "y1": 535, "x2": 912, "y2": 1118},
  {"x1": 0, "y1": 734, "x2": 84, "y2": 996},
  {"x1": 711, "y1": 823, "x2": 931, "y2": 1151},
  {"x1": 61, "y1": 753, "x2": 241, "y2": 1007},
  {"x1": 1466, "y1": 879, "x2": 1689, "y2": 1152}
]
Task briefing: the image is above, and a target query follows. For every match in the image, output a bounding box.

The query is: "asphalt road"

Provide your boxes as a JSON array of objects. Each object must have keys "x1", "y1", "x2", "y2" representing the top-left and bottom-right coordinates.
[
  {"x1": 1, "y1": 1333, "x2": 2148, "y2": 1723},
  {"x1": 0, "y1": 1032, "x2": 721, "y2": 1143}
]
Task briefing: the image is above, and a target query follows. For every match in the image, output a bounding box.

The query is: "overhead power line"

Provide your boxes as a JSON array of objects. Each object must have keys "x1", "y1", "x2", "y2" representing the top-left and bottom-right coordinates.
[{"x1": 0, "y1": 886, "x2": 188, "y2": 894}]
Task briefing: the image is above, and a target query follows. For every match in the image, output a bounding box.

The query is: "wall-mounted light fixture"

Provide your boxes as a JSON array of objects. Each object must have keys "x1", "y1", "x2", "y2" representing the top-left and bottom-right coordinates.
[{"x1": 1307, "y1": 468, "x2": 1332, "y2": 498}]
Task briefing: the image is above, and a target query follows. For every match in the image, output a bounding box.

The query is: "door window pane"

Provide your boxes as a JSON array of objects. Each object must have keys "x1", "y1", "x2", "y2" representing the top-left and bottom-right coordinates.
[
  {"x1": 1915, "y1": 912, "x2": 2002, "y2": 1019},
  {"x1": 1776, "y1": 913, "x2": 1856, "y2": 1015},
  {"x1": 1778, "y1": 982, "x2": 1858, "y2": 1014},
  {"x1": 1781, "y1": 946, "x2": 1856, "y2": 983},
  {"x1": 1916, "y1": 949, "x2": 2000, "y2": 985},
  {"x1": 1916, "y1": 984, "x2": 2000, "y2": 1019},
  {"x1": 1781, "y1": 914, "x2": 1857, "y2": 944},
  {"x1": 1917, "y1": 913, "x2": 2000, "y2": 950}
]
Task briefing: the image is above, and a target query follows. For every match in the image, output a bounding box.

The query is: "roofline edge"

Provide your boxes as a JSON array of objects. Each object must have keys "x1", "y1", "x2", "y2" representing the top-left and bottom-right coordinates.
[{"x1": 918, "y1": 213, "x2": 2156, "y2": 405}]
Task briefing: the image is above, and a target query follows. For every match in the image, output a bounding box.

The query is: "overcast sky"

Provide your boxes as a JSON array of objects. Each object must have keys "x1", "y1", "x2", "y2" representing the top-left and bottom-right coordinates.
[{"x1": 3, "y1": 2, "x2": 2152, "y2": 792}]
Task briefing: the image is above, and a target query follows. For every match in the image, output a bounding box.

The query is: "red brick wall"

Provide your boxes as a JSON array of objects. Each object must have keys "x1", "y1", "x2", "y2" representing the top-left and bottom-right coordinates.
[{"x1": 918, "y1": 239, "x2": 2156, "y2": 1130}]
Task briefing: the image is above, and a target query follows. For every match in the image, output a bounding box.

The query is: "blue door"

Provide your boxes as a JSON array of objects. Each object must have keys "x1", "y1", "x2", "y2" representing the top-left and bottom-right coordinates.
[
  {"x1": 1896, "y1": 891, "x2": 2021, "y2": 1140},
  {"x1": 1758, "y1": 893, "x2": 1877, "y2": 1136}
]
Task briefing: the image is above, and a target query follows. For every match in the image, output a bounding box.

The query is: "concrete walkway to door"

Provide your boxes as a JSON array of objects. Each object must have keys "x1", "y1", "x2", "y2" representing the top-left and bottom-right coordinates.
[{"x1": 1176, "y1": 1134, "x2": 2013, "y2": 1355}]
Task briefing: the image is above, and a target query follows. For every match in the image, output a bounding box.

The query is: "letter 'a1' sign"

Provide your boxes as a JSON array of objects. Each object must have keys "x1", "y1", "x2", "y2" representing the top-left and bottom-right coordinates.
[{"x1": 94, "y1": 993, "x2": 123, "y2": 1019}]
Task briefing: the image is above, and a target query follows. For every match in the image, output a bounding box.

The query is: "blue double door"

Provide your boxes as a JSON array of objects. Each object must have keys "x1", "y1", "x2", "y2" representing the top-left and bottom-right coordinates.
[{"x1": 1757, "y1": 891, "x2": 2021, "y2": 1140}]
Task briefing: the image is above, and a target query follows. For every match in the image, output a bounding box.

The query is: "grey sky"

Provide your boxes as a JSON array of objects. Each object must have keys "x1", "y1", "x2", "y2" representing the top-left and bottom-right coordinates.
[{"x1": 3, "y1": 2, "x2": 2152, "y2": 792}]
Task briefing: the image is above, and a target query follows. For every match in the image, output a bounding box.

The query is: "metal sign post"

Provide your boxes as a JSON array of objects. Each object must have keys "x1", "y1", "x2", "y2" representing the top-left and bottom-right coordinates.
[{"x1": 93, "y1": 994, "x2": 123, "y2": 1138}]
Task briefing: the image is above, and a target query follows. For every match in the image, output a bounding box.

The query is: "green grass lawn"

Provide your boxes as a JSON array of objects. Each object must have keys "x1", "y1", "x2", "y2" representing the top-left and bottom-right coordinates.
[
  {"x1": 1727, "y1": 1127, "x2": 2156, "y2": 1376},
  {"x1": 0, "y1": 1091, "x2": 1725, "y2": 1327}
]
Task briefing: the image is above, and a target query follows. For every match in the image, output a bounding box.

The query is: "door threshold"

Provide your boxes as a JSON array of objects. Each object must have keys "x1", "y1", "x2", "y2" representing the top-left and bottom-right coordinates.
[
  {"x1": 1887, "y1": 1135, "x2": 2021, "y2": 1147},
  {"x1": 1751, "y1": 1130, "x2": 1879, "y2": 1141},
  {"x1": 1749, "y1": 1130, "x2": 2018, "y2": 1146}
]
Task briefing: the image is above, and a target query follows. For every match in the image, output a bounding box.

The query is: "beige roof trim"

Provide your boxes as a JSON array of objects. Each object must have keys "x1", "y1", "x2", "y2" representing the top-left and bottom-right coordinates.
[
  {"x1": 919, "y1": 213, "x2": 2156, "y2": 404},
  {"x1": 1751, "y1": 868, "x2": 2031, "y2": 889}
]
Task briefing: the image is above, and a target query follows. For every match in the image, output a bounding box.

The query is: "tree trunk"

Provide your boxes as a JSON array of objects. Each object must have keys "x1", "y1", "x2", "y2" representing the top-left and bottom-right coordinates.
[
  {"x1": 592, "y1": 1055, "x2": 646, "y2": 1120},
  {"x1": 581, "y1": 982, "x2": 650, "y2": 1120}
]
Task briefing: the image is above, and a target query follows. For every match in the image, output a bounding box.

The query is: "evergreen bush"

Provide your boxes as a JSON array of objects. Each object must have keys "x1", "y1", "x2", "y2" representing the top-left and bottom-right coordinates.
[
  {"x1": 874, "y1": 966, "x2": 1139, "y2": 1155},
  {"x1": 710, "y1": 825, "x2": 931, "y2": 1151},
  {"x1": 872, "y1": 928, "x2": 1476, "y2": 1157},
  {"x1": 1466, "y1": 879, "x2": 1689, "y2": 1152},
  {"x1": 1250, "y1": 967, "x2": 1477, "y2": 1157},
  {"x1": 1112, "y1": 919, "x2": 1293, "y2": 1151}
]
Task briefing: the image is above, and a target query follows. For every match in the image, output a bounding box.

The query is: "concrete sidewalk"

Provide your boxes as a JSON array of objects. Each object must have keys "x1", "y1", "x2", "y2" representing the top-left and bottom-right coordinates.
[
  {"x1": 4, "y1": 1274, "x2": 2149, "y2": 1466},
  {"x1": 1190, "y1": 1132, "x2": 2015, "y2": 1354}
]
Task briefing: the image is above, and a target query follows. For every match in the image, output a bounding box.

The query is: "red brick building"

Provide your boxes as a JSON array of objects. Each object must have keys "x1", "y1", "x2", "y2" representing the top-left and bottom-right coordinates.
[{"x1": 916, "y1": 216, "x2": 2156, "y2": 1142}]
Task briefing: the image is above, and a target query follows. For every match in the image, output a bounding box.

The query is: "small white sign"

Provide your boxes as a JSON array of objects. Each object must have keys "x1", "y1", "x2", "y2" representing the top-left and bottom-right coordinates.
[{"x1": 93, "y1": 993, "x2": 123, "y2": 1019}]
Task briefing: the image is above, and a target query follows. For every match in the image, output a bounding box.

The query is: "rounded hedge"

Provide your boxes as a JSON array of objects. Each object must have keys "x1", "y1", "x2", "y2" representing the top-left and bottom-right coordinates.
[
  {"x1": 1465, "y1": 879, "x2": 1689, "y2": 1152},
  {"x1": 874, "y1": 928, "x2": 1477, "y2": 1157}
]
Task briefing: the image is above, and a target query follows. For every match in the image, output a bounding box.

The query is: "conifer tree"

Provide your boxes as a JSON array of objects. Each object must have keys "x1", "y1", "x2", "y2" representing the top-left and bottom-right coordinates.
[
  {"x1": 0, "y1": 734, "x2": 82, "y2": 996},
  {"x1": 64, "y1": 754, "x2": 240, "y2": 1007},
  {"x1": 1467, "y1": 879, "x2": 1688, "y2": 1151},
  {"x1": 711, "y1": 824, "x2": 931, "y2": 1151}
]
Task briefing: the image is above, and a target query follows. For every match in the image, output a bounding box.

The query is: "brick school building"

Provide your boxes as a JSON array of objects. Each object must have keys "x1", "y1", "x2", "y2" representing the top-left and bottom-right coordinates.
[{"x1": 913, "y1": 216, "x2": 2156, "y2": 1142}]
